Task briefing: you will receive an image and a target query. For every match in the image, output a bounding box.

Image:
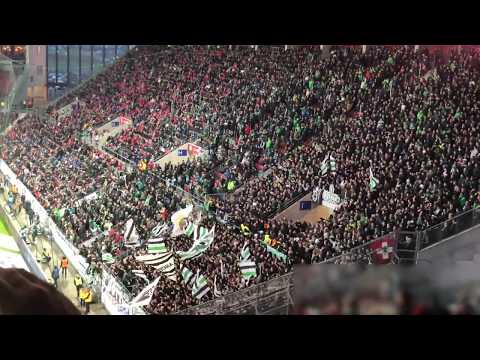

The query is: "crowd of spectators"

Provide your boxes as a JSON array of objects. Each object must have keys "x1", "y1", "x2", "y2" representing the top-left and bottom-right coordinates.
[
  {"x1": 51, "y1": 45, "x2": 330, "y2": 194},
  {"x1": 224, "y1": 45, "x2": 480, "y2": 264},
  {"x1": 2, "y1": 45, "x2": 480, "y2": 314},
  {"x1": 0, "y1": 114, "x2": 122, "y2": 214}
]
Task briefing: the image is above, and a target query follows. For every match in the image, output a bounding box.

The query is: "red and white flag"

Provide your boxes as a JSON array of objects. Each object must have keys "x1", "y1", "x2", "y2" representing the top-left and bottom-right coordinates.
[
  {"x1": 368, "y1": 236, "x2": 396, "y2": 264},
  {"x1": 187, "y1": 143, "x2": 202, "y2": 157},
  {"x1": 119, "y1": 116, "x2": 130, "y2": 126}
]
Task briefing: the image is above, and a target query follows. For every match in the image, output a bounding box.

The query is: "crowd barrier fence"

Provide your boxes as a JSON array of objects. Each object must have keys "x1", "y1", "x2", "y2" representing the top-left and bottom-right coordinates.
[{"x1": 0, "y1": 194, "x2": 47, "y2": 282}]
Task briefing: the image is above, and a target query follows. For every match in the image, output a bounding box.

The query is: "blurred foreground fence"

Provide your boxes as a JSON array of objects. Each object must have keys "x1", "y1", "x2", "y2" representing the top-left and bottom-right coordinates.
[
  {"x1": 175, "y1": 273, "x2": 294, "y2": 315},
  {"x1": 179, "y1": 207, "x2": 480, "y2": 314}
]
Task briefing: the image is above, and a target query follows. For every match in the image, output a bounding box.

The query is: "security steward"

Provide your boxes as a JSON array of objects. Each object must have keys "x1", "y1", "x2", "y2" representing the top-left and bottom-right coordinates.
[
  {"x1": 60, "y1": 256, "x2": 69, "y2": 280},
  {"x1": 84, "y1": 287, "x2": 93, "y2": 315},
  {"x1": 73, "y1": 274, "x2": 83, "y2": 298}
]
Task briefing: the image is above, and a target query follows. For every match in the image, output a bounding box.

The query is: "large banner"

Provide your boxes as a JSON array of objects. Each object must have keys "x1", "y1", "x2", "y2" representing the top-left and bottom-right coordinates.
[
  {"x1": 56, "y1": 103, "x2": 73, "y2": 120},
  {"x1": 101, "y1": 268, "x2": 131, "y2": 315},
  {"x1": 321, "y1": 190, "x2": 342, "y2": 211},
  {"x1": 312, "y1": 186, "x2": 342, "y2": 211},
  {"x1": 55, "y1": 100, "x2": 84, "y2": 121}
]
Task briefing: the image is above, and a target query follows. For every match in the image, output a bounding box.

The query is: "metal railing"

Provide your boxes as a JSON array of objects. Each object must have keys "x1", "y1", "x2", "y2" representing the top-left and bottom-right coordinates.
[
  {"x1": 320, "y1": 233, "x2": 396, "y2": 264},
  {"x1": 174, "y1": 272, "x2": 293, "y2": 315},
  {"x1": 419, "y1": 207, "x2": 480, "y2": 251}
]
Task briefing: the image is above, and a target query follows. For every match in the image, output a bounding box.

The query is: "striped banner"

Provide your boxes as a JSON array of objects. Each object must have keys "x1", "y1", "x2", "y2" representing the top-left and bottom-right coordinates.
[
  {"x1": 239, "y1": 260, "x2": 257, "y2": 280},
  {"x1": 147, "y1": 238, "x2": 167, "y2": 254},
  {"x1": 192, "y1": 271, "x2": 210, "y2": 300}
]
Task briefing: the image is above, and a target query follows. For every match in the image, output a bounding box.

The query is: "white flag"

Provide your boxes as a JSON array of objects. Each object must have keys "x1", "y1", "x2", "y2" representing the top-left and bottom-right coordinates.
[
  {"x1": 132, "y1": 269, "x2": 149, "y2": 282},
  {"x1": 213, "y1": 275, "x2": 222, "y2": 298},
  {"x1": 220, "y1": 259, "x2": 224, "y2": 278},
  {"x1": 329, "y1": 154, "x2": 337, "y2": 173},
  {"x1": 321, "y1": 153, "x2": 329, "y2": 176},
  {"x1": 170, "y1": 204, "x2": 193, "y2": 237},
  {"x1": 136, "y1": 252, "x2": 177, "y2": 281},
  {"x1": 124, "y1": 218, "x2": 140, "y2": 247},
  {"x1": 369, "y1": 167, "x2": 379, "y2": 191},
  {"x1": 192, "y1": 270, "x2": 210, "y2": 300},
  {"x1": 130, "y1": 276, "x2": 161, "y2": 307},
  {"x1": 151, "y1": 223, "x2": 169, "y2": 237}
]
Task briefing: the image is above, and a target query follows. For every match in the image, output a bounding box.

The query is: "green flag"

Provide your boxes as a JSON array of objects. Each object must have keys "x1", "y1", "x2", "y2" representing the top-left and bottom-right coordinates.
[
  {"x1": 293, "y1": 118, "x2": 301, "y2": 133},
  {"x1": 144, "y1": 194, "x2": 152, "y2": 206},
  {"x1": 185, "y1": 222, "x2": 195, "y2": 237},
  {"x1": 89, "y1": 219, "x2": 99, "y2": 232},
  {"x1": 239, "y1": 259, "x2": 257, "y2": 279},
  {"x1": 102, "y1": 253, "x2": 115, "y2": 264},
  {"x1": 147, "y1": 240, "x2": 167, "y2": 254},
  {"x1": 54, "y1": 208, "x2": 65, "y2": 222},
  {"x1": 357, "y1": 70, "x2": 363, "y2": 81},
  {"x1": 308, "y1": 79, "x2": 314, "y2": 90},
  {"x1": 203, "y1": 200, "x2": 210, "y2": 212},
  {"x1": 260, "y1": 241, "x2": 288, "y2": 263},
  {"x1": 369, "y1": 168, "x2": 379, "y2": 191},
  {"x1": 266, "y1": 138, "x2": 273, "y2": 149},
  {"x1": 417, "y1": 110, "x2": 425, "y2": 122},
  {"x1": 136, "y1": 180, "x2": 145, "y2": 191},
  {"x1": 227, "y1": 180, "x2": 236, "y2": 192}
]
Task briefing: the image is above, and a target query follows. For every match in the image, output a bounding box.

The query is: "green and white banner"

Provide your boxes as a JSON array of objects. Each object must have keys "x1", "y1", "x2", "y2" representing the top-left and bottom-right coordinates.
[
  {"x1": 136, "y1": 251, "x2": 176, "y2": 281},
  {"x1": 238, "y1": 243, "x2": 257, "y2": 280},
  {"x1": 369, "y1": 167, "x2": 379, "y2": 191},
  {"x1": 192, "y1": 270, "x2": 210, "y2": 300},
  {"x1": 102, "y1": 252, "x2": 115, "y2": 264},
  {"x1": 181, "y1": 266, "x2": 195, "y2": 287},
  {"x1": 260, "y1": 241, "x2": 288, "y2": 263},
  {"x1": 147, "y1": 238, "x2": 167, "y2": 254},
  {"x1": 177, "y1": 225, "x2": 215, "y2": 261}
]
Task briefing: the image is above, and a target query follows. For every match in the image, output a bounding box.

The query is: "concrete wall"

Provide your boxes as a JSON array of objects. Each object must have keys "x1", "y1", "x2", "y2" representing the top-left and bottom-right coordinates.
[
  {"x1": 418, "y1": 224, "x2": 480, "y2": 267},
  {"x1": 274, "y1": 193, "x2": 313, "y2": 222},
  {"x1": 274, "y1": 192, "x2": 332, "y2": 223}
]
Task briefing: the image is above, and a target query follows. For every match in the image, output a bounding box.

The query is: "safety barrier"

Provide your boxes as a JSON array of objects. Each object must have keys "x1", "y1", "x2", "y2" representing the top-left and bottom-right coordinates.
[
  {"x1": 99, "y1": 263, "x2": 146, "y2": 315},
  {"x1": 174, "y1": 272, "x2": 294, "y2": 315},
  {"x1": 419, "y1": 207, "x2": 480, "y2": 251},
  {"x1": 0, "y1": 160, "x2": 147, "y2": 314},
  {"x1": 0, "y1": 160, "x2": 89, "y2": 278},
  {"x1": 0, "y1": 197, "x2": 47, "y2": 281}
]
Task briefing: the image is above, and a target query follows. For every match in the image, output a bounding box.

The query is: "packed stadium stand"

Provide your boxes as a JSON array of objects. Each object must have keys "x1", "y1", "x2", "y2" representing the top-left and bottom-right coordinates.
[{"x1": 1, "y1": 45, "x2": 480, "y2": 314}]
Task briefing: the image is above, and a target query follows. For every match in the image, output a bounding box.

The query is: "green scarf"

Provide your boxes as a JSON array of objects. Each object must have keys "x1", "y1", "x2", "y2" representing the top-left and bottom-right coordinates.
[
  {"x1": 308, "y1": 79, "x2": 314, "y2": 90},
  {"x1": 266, "y1": 138, "x2": 273, "y2": 149}
]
